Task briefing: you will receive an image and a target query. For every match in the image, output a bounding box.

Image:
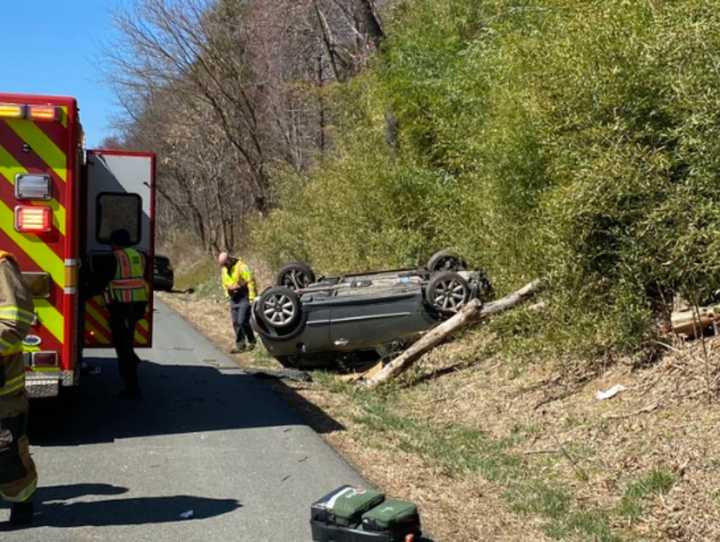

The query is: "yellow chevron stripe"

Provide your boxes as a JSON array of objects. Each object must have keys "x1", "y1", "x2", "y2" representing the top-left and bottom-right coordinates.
[
  {"x1": 0, "y1": 144, "x2": 67, "y2": 235},
  {"x1": 86, "y1": 303, "x2": 148, "y2": 344},
  {"x1": 85, "y1": 321, "x2": 111, "y2": 344},
  {"x1": 0, "y1": 200, "x2": 64, "y2": 288},
  {"x1": 85, "y1": 302, "x2": 111, "y2": 332},
  {"x1": 34, "y1": 299, "x2": 64, "y2": 342},
  {"x1": 60, "y1": 106, "x2": 68, "y2": 128},
  {"x1": 5, "y1": 119, "x2": 67, "y2": 182}
]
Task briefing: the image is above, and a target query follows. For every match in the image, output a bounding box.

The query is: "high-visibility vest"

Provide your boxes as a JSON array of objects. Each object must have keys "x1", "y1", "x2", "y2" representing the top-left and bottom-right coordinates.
[
  {"x1": 221, "y1": 259, "x2": 257, "y2": 302},
  {"x1": 109, "y1": 248, "x2": 148, "y2": 303}
]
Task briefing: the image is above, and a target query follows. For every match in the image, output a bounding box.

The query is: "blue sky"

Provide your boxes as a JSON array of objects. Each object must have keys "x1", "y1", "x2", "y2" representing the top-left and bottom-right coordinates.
[{"x1": 0, "y1": 1, "x2": 125, "y2": 146}]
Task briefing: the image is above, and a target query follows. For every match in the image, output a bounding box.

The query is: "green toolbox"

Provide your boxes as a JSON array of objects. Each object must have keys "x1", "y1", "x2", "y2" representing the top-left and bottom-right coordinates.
[
  {"x1": 311, "y1": 486, "x2": 422, "y2": 542},
  {"x1": 361, "y1": 499, "x2": 421, "y2": 539}
]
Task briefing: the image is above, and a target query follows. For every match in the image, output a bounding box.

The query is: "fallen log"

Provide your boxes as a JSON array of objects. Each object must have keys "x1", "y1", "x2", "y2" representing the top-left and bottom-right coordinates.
[{"x1": 364, "y1": 279, "x2": 544, "y2": 389}]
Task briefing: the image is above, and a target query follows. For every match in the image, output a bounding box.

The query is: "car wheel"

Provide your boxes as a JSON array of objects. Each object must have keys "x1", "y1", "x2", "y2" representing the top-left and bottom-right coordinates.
[
  {"x1": 258, "y1": 287, "x2": 302, "y2": 330},
  {"x1": 426, "y1": 249, "x2": 467, "y2": 273},
  {"x1": 275, "y1": 262, "x2": 316, "y2": 290},
  {"x1": 426, "y1": 272, "x2": 470, "y2": 313}
]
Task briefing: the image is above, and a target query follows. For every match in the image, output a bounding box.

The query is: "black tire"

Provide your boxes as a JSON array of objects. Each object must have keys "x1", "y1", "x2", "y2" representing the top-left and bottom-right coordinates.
[
  {"x1": 275, "y1": 262, "x2": 316, "y2": 290},
  {"x1": 257, "y1": 287, "x2": 302, "y2": 331},
  {"x1": 426, "y1": 249, "x2": 467, "y2": 273},
  {"x1": 426, "y1": 271, "x2": 470, "y2": 313}
]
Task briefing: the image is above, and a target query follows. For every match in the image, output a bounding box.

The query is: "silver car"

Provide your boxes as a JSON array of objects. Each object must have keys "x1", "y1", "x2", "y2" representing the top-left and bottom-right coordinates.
[{"x1": 251, "y1": 251, "x2": 493, "y2": 368}]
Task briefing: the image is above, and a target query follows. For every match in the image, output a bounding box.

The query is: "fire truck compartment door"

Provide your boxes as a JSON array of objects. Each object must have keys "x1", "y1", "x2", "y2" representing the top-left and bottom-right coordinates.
[
  {"x1": 84, "y1": 150, "x2": 154, "y2": 349},
  {"x1": 85, "y1": 151, "x2": 153, "y2": 254}
]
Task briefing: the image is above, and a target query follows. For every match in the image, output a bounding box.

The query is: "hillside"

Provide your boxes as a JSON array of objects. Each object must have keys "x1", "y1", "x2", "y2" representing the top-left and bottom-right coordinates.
[
  {"x1": 112, "y1": 1, "x2": 720, "y2": 539},
  {"x1": 162, "y1": 272, "x2": 720, "y2": 541}
]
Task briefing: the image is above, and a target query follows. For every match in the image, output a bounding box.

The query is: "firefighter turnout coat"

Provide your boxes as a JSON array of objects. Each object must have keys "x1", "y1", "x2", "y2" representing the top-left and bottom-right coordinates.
[{"x1": 0, "y1": 251, "x2": 37, "y2": 504}]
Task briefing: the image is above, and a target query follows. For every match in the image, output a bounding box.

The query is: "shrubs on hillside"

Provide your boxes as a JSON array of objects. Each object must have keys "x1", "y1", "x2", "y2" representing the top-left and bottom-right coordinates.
[{"x1": 253, "y1": 0, "x2": 720, "y2": 358}]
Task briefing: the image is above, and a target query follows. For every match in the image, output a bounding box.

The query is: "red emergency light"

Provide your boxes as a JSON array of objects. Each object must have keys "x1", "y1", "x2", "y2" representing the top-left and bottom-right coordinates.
[{"x1": 15, "y1": 206, "x2": 52, "y2": 233}]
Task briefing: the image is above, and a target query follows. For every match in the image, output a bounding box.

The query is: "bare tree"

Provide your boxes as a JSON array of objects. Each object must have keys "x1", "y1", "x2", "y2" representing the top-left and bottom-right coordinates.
[{"x1": 107, "y1": 0, "x2": 392, "y2": 251}]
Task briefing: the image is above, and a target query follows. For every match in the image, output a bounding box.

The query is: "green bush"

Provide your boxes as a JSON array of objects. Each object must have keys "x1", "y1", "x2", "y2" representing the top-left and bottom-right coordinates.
[{"x1": 253, "y1": 0, "x2": 720, "y2": 359}]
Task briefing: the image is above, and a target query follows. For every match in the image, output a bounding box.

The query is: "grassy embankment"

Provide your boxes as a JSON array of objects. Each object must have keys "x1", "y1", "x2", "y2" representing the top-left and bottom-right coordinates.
[
  {"x1": 160, "y1": 2, "x2": 720, "y2": 540},
  {"x1": 161, "y1": 253, "x2": 720, "y2": 542}
]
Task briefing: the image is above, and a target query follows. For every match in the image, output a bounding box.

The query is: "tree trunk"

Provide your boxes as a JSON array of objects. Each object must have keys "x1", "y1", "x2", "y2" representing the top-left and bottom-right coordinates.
[{"x1": 365, "y1": 279, "x2": 544, "y2": 389}]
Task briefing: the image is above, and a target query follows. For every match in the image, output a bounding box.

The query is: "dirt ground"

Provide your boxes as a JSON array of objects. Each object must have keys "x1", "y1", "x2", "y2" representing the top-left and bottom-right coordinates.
[{"x1": 159, "y1": 285, "x2": 720, "y2": 542}]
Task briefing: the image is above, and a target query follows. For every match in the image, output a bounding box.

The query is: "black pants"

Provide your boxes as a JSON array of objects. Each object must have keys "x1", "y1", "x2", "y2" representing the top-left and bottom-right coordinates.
[
  {"x1": 230, "y1": 298, "x2": 255, "y2": 347},
  {"x1": 108, "y1": 302, "x2": 146, "y2": 391}
]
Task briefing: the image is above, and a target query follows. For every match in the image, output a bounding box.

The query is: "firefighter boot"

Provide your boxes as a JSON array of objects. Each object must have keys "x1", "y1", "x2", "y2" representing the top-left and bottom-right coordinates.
[{"x1": 9, "y1": 501, "x2": 33, "y2": 526}]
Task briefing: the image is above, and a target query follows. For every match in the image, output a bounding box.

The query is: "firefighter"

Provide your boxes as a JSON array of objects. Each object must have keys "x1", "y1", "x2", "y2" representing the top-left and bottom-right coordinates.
[
  {"x1": 0, "y1": 251, "x2": 38, "y2": 526},
  {"x1": 106, "y1": 229, "x2": 148, "y2": 399},
  {"x1": 217, "y1": 252, "x2": 257, "y2": 353}
]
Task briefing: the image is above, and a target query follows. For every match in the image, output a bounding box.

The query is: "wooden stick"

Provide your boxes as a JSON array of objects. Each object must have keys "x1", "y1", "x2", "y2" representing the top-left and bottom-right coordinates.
[{"x1": 364, "y1": 279, "x2": 544, "y2": 388}]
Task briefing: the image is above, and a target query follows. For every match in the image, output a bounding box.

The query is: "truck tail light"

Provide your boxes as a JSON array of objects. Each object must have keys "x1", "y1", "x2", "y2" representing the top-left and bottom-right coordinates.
[
  {"x1": 28, "y1": 105, "x2": 60, "y2": 122},
  {"x1": 15, "y1": 206, "x2": 52, "y2": 233},
  {"x1": 32, "y1": 351, "x2": 57, "y2": 368},
  {"x1": 0, "y1": 103, "x2": 25, "y2": 119}
]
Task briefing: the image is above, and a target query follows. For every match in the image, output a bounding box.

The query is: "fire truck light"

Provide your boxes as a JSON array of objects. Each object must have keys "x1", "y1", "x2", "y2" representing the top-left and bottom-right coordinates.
[
  {"x1": 15, "y1": 206, "x2": 52, "y2": 233},
  {"x1": 15, "y1": 174, "x2": 52, "y2": 200},
  {"x1": 28, "y1": 105, "x2": 60, "y2": 122},
  {"x1": 32, "y1": 351, "x2": 57, "y2": 368},
  {"x1": 0, "y1": 103, "x2": 24, "y2": 119}
]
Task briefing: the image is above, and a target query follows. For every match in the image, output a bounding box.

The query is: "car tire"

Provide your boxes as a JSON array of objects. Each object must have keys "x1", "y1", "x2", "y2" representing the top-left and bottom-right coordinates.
[
  {"x1": 426, "y1": 249, "x2": 467, "y2": 273},
  {"x1": 426, "y1": 271, "x2": 471, "y2": 313},
  {"x1": 275, "y1": 262, "x2": 316, "y2": 290},
  {"x1": 257, "y1": 287, "x2": 302, "y2": 331}
]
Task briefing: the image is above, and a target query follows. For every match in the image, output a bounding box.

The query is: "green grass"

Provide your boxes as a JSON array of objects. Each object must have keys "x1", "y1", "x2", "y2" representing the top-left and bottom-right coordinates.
[
  {"x1": 617, "y1": 469, "x2": 676, "y2": 520},
  {"x1": 343, "y1": 390, "x2": 618, "y2": 540},
  {"x1": 174, "y1": 259, "x2": 221, "y2": 295},
  {"x1": 322, "y1": 382, "x2": 676, "y2": 541},
  {"x1": 247, "y1": 343, "x2": 282, "y2": 369}
]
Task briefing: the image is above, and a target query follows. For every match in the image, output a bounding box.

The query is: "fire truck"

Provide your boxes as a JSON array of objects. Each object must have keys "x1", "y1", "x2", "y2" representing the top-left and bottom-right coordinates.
[{"x1": 0, "y1": 93, "x2": 155, "y2": 398}]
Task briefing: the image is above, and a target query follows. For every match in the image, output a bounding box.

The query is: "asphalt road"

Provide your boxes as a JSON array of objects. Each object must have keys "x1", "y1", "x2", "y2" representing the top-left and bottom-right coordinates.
[{"x1": 0, "y1": 300, "x2": 366, "y2": 541}]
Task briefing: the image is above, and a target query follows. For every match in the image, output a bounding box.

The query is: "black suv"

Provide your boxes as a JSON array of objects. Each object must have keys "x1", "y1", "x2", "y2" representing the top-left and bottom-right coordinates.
[{"x1": 153, "y1": 255, "x2": 175, "y2": 291}]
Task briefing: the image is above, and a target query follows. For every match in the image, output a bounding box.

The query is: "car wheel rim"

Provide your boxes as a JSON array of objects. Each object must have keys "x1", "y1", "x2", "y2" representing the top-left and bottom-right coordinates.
[
  {"x1": 281, "y1": 270, "x2": 311, "y2": 290},
  {"x1": 433, "y1": 279, "x2": 467, "y2": 312},
  {"x1": 263, "y1": 294, "x2": 296, "y2": 326}
]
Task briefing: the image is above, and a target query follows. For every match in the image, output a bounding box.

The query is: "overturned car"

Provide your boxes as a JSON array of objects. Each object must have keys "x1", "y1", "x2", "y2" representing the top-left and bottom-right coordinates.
[{"x1": 251, "y1": 250, "x2": 493, "y2": 368}]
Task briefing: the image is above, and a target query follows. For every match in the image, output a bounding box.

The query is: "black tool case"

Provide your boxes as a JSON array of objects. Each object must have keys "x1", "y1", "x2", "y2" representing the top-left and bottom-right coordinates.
[{"x1": 311, "y1": 486, "x2": 422, "y2": 542}]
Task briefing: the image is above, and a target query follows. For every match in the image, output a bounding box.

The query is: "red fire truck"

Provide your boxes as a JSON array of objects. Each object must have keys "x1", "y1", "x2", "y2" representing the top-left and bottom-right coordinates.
[{"x1": 0, "y1": 93, "x2": 155, "y2": 398}]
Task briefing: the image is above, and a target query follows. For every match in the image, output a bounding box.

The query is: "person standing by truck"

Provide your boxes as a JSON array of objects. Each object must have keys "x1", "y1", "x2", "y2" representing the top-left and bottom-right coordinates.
[
  {"x1": 0, "y1": 251, "x2": 38, "y2": 526},
  {"x1": 218, "y1": 252, "x2": 257, "y2": 353},
  {"x1": 106, "y1": 229, "x2": 149, "y2": 399}
]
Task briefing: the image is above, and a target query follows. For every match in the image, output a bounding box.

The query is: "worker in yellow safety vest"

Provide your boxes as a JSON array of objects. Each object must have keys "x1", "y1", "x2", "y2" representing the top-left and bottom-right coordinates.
[
  {"x1": 0, "y1": 251, "x2": 38, "y2": 526},
  {"x1": 106, "y1": 229, "x2": 148, "y2": 399},
  {"x1": 218, "y1": 252, "x2": 257, "y2": 353}
]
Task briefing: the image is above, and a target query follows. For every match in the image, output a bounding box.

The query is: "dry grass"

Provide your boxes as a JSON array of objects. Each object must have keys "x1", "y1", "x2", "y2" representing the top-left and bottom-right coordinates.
[{"x1": 159, "y1": 255, "x2": 720, "y2": 541}]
